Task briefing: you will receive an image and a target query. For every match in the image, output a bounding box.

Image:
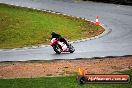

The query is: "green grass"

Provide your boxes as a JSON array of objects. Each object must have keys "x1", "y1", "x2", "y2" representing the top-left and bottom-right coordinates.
[
  {"x1": 0, "y1": 4, "x2": 104, "y2": 49},
  {"x1": 0, "y1": 70, "x2": 131, "y2": 88}
]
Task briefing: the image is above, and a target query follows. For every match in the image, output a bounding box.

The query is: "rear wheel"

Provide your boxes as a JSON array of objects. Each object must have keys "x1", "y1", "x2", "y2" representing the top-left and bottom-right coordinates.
[
  {"x1": 69, "y1": 44, "x2": 75, "y2": 53},
  {"x1": 53, "y1": 44, "x2": 61, "y2": 54}
]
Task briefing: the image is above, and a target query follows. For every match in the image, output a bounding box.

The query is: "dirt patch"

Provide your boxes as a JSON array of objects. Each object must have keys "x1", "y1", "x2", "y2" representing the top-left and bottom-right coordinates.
[{"x1": 0, "y1": 56, "x2": 132, "y2": 78}]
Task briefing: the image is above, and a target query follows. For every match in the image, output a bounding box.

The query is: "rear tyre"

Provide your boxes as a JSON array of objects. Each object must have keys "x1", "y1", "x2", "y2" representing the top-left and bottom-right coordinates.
[
  {"x1": 53, "y1": 44, "x2": 61, "y2": 54},
  {"x1": 69, "y1": 44, "x2": 75, "y2": 53}
]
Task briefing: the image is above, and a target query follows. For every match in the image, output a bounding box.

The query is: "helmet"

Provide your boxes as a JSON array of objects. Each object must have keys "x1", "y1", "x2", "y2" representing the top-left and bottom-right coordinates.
[{"x1": 51, "y1": 32, "x2": 56, "y2": 35}]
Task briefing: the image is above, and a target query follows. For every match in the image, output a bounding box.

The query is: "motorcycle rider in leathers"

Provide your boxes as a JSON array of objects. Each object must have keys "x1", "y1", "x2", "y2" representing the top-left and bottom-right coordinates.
[{"x1": 51, "y1": 32, "x2": 69, "y2": 51}]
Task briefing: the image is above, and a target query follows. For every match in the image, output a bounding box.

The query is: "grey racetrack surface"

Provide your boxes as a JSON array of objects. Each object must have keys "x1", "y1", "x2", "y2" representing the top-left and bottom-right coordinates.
[{"x1": 0, "y1": 0, "x2": 132, "y2": 61}]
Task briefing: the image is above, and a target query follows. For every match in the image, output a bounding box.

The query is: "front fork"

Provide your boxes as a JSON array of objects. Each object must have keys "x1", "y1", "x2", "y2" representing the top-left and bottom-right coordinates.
[{"x1": 52, "y1": 43, "x2": 63, "y2": 51}]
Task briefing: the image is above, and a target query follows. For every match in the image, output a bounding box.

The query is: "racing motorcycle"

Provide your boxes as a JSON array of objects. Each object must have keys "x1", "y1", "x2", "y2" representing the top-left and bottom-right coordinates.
[{"x1": 50, "y1": 38, "x2": 75, "y2": 54}]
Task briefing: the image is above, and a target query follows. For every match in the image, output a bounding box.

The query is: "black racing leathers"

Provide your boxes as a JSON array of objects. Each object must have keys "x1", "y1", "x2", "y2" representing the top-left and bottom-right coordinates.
[{"x1": 51, "y1": 33, "x2": 69, "y2": 46}]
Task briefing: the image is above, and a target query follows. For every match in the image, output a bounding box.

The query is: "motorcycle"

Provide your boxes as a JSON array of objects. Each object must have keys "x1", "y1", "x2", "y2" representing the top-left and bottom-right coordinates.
[{"x1": 50, "y1": 38, "x2": 75, "y2": 54}]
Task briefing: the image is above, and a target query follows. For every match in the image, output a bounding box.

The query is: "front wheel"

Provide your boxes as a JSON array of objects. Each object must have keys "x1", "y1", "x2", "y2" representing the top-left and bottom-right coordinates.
[{"x1": 53, "y1": 44, "x2": 61, "y2": 54}]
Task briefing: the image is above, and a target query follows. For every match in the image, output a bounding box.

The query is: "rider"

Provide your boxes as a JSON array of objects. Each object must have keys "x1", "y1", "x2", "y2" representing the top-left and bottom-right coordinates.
[{"x1": 51, "y1": 32, "x2": 69, "y2": 49}]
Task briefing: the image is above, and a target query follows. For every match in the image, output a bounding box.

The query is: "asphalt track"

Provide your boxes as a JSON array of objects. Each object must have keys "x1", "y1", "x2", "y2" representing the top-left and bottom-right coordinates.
[{"x1": 0, "y1": 0, "x2": 132, "y2": 61}]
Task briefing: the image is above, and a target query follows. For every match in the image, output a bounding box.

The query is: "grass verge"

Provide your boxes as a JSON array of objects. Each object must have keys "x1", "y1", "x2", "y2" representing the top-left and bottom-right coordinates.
[
  {"x1": 0, "y1": 3, "x2": 104, "y2": 49},
  {"x1": 0, "y1": 69, "x2": 131, "y2": 88}
]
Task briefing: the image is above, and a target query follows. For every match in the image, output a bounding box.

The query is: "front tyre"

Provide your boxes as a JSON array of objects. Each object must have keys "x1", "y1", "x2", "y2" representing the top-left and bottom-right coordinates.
[{"x1": 53, "y1": 44, "x2": 61, "y2": 54}]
